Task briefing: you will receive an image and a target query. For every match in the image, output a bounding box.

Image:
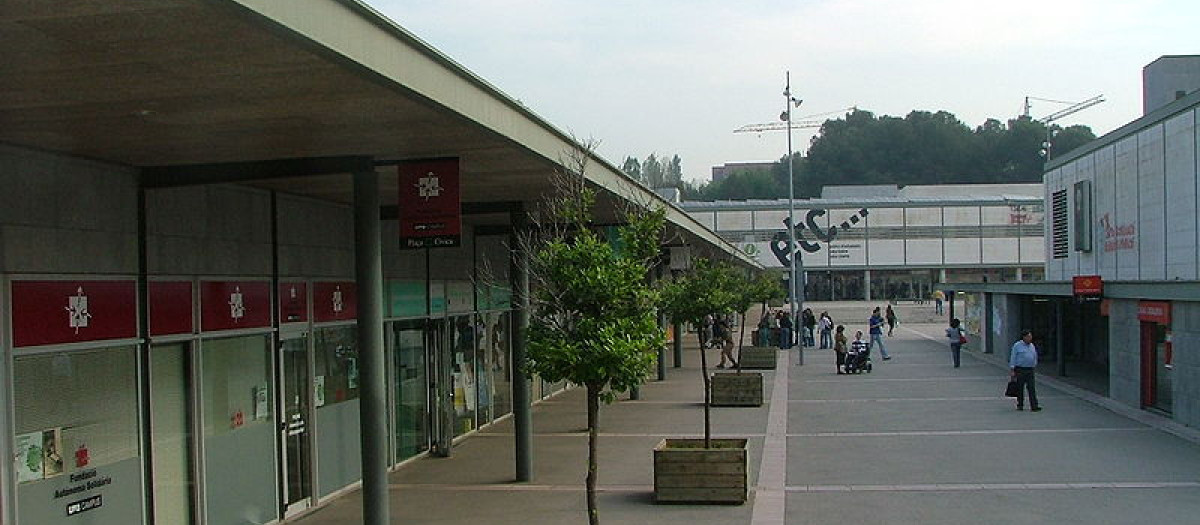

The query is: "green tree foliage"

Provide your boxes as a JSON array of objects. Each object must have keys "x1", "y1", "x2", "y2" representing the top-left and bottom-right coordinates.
[
  {"x1": 620, "y1": 156, "x2": 642, "y2": 184},
  {"x1": 642, "y1": 153, "x2": 664, "y2": 188},
  {"x1": 525, "y1": 145, "x2": 666, "y2": 524}
]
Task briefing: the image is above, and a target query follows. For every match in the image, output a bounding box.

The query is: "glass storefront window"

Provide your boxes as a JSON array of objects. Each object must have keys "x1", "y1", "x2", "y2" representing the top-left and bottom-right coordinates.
[
  {"x1": 14, "y1": 346, "x2": 144, "y2": 525},
  {"x1": 314, "y1": 327, "x2": 359, "y2": 405},
  {"x1": 150, "y1": 343, "x2": 194, "y2": 525},
  {"x1": 451, "y1": 315, "x2": 476, "y2": 436},
  {"x1": 483, "y1": 312, "x2": 513, "y2": 419},
  {"x1": 200, "y1": 335, "x2": 277, "y2": 525}
]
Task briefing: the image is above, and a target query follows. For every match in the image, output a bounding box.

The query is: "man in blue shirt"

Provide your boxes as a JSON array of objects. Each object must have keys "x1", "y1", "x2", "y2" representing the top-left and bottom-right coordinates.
[
  {"x1": 869, "y1": 307, "x2": 891, "y2": 360},
  {"x1": 1009, "y1": 329, "x2": 1041, "y2": 411}
]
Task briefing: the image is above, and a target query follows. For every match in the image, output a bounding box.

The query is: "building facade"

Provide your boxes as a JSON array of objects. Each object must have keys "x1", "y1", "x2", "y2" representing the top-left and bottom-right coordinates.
[
  {"x1": 680, "y1": 184, "x2": 1046, "y2": 301},
  {"x1": 958, "y1": 62, "x2": 1200, "y2": 431}
]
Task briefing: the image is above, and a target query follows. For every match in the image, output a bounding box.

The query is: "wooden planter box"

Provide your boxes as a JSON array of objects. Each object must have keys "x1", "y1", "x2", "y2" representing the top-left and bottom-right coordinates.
[
  {"x1": 709, "y1": 372, "x2": 763, "y2": 407},
  {"x1": 737, "y1": 346, "x2": 777, "y2": 369},
  {"x1": 653, "y1": 438, "x2": 748, "y2": 504}
]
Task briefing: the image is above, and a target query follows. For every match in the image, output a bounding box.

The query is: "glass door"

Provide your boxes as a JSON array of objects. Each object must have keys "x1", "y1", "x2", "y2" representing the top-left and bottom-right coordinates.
[
  {"x1": 391, "y1": 320, "x2": 430, "y2": 462},
  {"x1": 279, "y1": 334, "x2": 312, "y2": 515},
  {"x1": 428, "y1": 319, "x2": 454, "y2": 456}
]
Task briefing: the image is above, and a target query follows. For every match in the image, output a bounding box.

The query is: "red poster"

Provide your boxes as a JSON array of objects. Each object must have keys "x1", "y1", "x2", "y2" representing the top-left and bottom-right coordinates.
[
  {"x1": 200, "y1": 281, "x2": 272, "y2": 331},
  {"x1": 313, "y1": 281, "x2": 357, "y2": 322},
  {"x1": 398, "y1": 158, "x2": 461, "y2": 249},
  {"x1": 279, "y1": 281, "x2": 309, "y2": 323},
  {"x1": 1072, "y1": 275, "x2": 1103, "y2": 296},
  {"x1": 150, "y1": 281, "x2": 193, "y2": 336},
  {"x1": 11, "y1": 280, "x2": 137, "y2": 347}
]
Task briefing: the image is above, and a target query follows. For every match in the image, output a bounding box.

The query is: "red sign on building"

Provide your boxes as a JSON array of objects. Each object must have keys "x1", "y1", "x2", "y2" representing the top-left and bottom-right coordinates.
[
  {"x1": 149, "y1": 281, "x2": 194, "y2": 337},
  {"x1": 1072, "y1": 275, "x2": 1103, "y2": 296},
  {"x1": 313, "y1": 281, "x2": 357, "y2": 322},
  {"x1": 398, "y1": 158, "x2": 461, "y2": 249},
  {"x1": 11, "y1": 280, "x2": 138, "y2": 347},
  {"x1": 200, "y1": 281, "x2": 272, "y2": 331},
  {"x1": 1137, "y1": 301, "x2": 1171, "y2": 325},
  {"x1": 279, "y1": 281, "x2": 309, "y2": 323}
]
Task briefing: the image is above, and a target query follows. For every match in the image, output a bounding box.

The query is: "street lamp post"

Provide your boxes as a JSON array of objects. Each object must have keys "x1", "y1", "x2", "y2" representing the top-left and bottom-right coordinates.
[{"x1": 783, "y1": 72, "x2": 804, "y2": 365}]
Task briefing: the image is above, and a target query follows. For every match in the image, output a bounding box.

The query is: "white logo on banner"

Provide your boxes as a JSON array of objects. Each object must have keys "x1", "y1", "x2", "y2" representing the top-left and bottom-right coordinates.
[
  {"x1": 416, "y1": 172, "x2": 443, "y2": 200},
  {"x1": 332, "y1": 286, "x2": 344, "y2": 314},
  {"x1": 229, "y1": 287, "x2": 245, "y2": 321},
  {"x1": 65, "y1": 286, "x2": 92, "y2": 333}
]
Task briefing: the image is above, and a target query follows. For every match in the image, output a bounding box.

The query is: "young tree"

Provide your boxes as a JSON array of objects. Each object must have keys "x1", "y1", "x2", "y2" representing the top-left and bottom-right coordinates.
[
  {"x1": 659, "y1": 258, "x2": 741, "y2": 447},
  {"x1": 524, "y1": 141, "x2": 666, "y2": 525}
]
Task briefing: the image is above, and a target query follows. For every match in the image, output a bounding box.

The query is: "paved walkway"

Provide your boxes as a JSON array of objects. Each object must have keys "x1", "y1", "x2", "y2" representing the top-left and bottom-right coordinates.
[{"x1": 293, "y1": 306, "x2": 1200, "y2": 524}]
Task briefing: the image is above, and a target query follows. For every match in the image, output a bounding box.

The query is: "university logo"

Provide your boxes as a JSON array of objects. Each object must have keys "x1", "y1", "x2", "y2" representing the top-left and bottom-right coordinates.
[
  {"x1": 332, "y1": 286, "x2": 344, "y2": 314},
  {"x1": 65, "y1": 286, "x2": 92, "y2": 334},
  {"x1": 228, "y1": 287, "x2": 245, "y2": 321},
  {"x1": 416, "y1": 172, "x2": 443, "y2": 200}
]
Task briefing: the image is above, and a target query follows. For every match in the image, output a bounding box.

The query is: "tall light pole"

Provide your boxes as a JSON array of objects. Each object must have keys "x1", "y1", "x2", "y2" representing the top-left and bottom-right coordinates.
[{"x1": 783, "y1": 72, "x2": 804, "y2": 365}]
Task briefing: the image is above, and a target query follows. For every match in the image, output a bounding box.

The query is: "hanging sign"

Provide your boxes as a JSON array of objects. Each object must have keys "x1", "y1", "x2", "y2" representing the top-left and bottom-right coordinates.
[
  {"x1": 149, "y1": 281, "x2": 193, "y2": 337},
  {"x1": 279, "y1": 282, "x2": 308, "y2": 323},
  {"x1": 1072, "y1": 275, "x2": 1103, "y2": 298},
  {"x1": 398, "y1": 158, "x2": 461, "y2": 249},
  {"x1": 313, "y1": 281, "x2": 357, "y2": 322},
  {"x1": 200, "y1": 281, "x2": 271, "y2": 331},
  {"x1": 1137, "y1": 301, "x2": 1171, "y2": 324},
  {"x1": 11, "y1": 280, "x2": 137, "y2": 347}
]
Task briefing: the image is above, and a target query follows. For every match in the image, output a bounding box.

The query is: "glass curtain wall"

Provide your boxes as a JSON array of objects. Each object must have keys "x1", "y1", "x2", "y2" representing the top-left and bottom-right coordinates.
[
  {"x1": 390, "y1": 320, "x2": 429, "y2": 462},
  {"x1": 312, "y1": 326, "x2": 360, "y2": 499},
  {"x1": 150, "y1": 342, "x2": 194, "y2": 525}
]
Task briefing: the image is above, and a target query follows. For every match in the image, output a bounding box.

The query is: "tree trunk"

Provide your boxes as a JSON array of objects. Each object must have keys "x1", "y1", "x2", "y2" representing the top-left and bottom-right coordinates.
[{"x1": 586, "y1": 384, "x2": 601, "y2": 525}]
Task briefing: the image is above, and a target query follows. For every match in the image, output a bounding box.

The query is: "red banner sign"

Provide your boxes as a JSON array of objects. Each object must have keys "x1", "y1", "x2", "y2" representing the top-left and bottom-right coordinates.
[
  {"x1": 200, "y1": 281, "x2": 271, "y2": 331},
  {"x1": 1072, "y1": 275, "x2": 1103, "y2": 296},
  {"x1": 398, "y1": 158, "x2": 461, "y2": 249},
  {"x1": 11, "y1": 280, "x2": 138, "y2": 347},
  {"x1": 149, "y1": 281, "x2": 193, "y2": 337},
  {"x1": 279, "y1": 282, "x2": 309, "y2": 323},
  {"x1": 1137, "y1": 301, "x2": 1171, "y2": 325},
  {"x1": 313, "y1": 281, "x2": 357, "y2": 322}
]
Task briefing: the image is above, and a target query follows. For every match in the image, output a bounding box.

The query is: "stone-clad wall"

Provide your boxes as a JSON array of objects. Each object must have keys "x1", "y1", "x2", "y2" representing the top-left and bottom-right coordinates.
[
  {"x1": 1108, "y1": 299, "x2": 1142, "y2": 409},
  {"x1": 146, "y1": 185, "x2": 273, "y2": 276},
  {"x1": 0, "y1": 145, "x2": 138, "y2": 274},
  {"x1": 1171, "y1": 301, "x2": 1200, "y2": 428}
]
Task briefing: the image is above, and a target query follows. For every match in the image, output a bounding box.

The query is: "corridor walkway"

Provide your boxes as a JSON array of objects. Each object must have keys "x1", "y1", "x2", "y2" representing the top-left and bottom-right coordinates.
[{"x1": 294, "y1": 304, "x2": 1200, "y2": 524}]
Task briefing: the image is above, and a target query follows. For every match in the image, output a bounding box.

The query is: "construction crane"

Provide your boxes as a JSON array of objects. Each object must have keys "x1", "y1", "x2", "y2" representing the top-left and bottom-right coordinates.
[
  {"x1": 1023, "y1": 95, "x2": 1105, "y2": 160},
  {"x1": 733, "y1": 106, "x2": 857, "y2": 134}
]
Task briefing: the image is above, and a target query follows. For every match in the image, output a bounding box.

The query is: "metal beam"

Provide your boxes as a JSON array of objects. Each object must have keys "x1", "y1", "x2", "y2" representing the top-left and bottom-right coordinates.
[{"x1": 141, "y1": 156, "x2": 374, "y2": 188}]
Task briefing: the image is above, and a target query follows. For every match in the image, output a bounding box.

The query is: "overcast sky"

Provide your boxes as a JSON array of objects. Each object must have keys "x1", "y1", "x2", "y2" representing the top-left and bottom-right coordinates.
[{"x1": 371, "y1": 0, "x2": 1198, "y2": 183}]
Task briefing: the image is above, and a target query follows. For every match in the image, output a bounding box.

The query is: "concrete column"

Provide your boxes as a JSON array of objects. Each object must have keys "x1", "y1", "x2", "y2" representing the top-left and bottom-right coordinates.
[
  {"x1": 984, "y1": 293, "x2": 995, "y2": 354},
  {"x1": 863, "y1": 270, "x2": 872, "y2": 301},
  {"x1": 1056, "y1": 299, "x2": 1067, "y2": 377},
  {"x1": 673, "y1": 321, "x2": 684, "y2": 367},
  {"x1": 510, "y1": 218, "x2": 533, "y2": 482},
  {"x1": 657, "y1": 311, "x2": 667, "y2": 381},
  {"x1": 939, "y1": 268, "x2": 947, "y2": 284},
  {"x1": 1016, "y1": 267, "x2": 1024, "y2": 282},
  {"x1": 353, "y1": 171, "x2": 389, "y2": 525}
]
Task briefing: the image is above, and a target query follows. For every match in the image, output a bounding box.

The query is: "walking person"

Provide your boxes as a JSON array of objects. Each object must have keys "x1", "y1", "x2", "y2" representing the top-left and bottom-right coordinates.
[
  {"x1": 818, "y1": 311, "x2": 833, "y2": 349},
  {"x1": 885, "y1": 305, "x2": 898, "y2": 336},
  {"x1": 933, "y1": 289, "x2": 945, "y2": 316},
  {"x1": 1009, "y1": 329, "x2": 1041, "y2": 411},
  {"x1": 701, "y1": 313, "x2": 714, "y2": 349},
  {"x1": 801, "y1": 309, "x2": 816, "y2": 347},
  {"x1": 716, "y1": 316, "x2": 737, "y2": 368},
  {"x1": 778, "y1": 312, "x2": 794, "y2": 350},
  {"x1": 833, "y1": 324, "x2": 848, "y2": 374},
  {"x1": 756, "y1": 313, "x2": 771, "y2": 347},
  {"x1": 869, "y1": 307, "x2": 891, "y2": 360},
  {"x1": 945, "y1": 318, "x2": 965, "y2": 368}
]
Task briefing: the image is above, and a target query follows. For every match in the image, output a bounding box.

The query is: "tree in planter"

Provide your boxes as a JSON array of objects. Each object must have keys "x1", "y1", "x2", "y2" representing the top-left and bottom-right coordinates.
[
  {"x1": 659, "y1": 258, "x2": 742, "y2": 447},
  {"x1": 524, "y1": 143, "x2": 666, "y2": 525},
  {"x1": 733, "y1": 274, "x2": 785, "y2": 370}
]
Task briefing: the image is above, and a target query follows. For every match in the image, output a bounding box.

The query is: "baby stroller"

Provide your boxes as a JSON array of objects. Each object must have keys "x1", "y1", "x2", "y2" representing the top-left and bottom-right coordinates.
[{"x1": 844, "y1": 340, "x2": 873, "y2": 374}]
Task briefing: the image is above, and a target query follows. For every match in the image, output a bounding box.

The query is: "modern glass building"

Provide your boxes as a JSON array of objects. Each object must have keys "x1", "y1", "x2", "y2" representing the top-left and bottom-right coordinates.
[{"x1": 680, "y1": 184, "x2": 1046, "y2": 301}]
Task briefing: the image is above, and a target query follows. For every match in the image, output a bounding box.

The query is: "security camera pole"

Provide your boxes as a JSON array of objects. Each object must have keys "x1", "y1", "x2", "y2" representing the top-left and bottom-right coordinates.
[{"x1": 783, "y1": 72, "x2": 805, "y2": 365}]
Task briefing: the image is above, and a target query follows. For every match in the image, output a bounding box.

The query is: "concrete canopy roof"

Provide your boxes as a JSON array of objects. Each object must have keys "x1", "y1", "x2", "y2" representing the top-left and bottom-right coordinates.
[{"x1": 0, "y1": 0, "x2": 758, "y2": 267}]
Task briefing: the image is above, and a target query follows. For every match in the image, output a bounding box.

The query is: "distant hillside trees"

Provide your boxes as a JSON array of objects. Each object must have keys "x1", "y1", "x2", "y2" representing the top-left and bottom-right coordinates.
[{"x1": 623, "y1": 109, "x2": 1096, "y2": 201}]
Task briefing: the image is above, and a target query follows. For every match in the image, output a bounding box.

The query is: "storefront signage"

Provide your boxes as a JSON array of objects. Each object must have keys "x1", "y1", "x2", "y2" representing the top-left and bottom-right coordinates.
[
  {"x1": 314, "y1": 281, "x2": 357, "y2": 322},
  {"x1": 770, "y1": 207, "x2": 869, "y2": 266},
  {"x1": 54, "y1": 469, "x2": 111, "y2": 500},
  {"x1": 1138, "y1": 301, "x2": 1171, "y2": 324},
  {"x1": 66, "y1": 494, "x2": 102, "y2": 516},
  {"x1": 1072, "y1": 275, "x2": 1103, "y2": 296},
  {"x1": 1099, "y1": 213, "x2": 1136, "y2": 252},
  {"x1": 149, "y1": 281, "x2": 193, "y2": 336},
  {"x1": 200, "y1": 281, "x2": 271, "y2": 331},
  {"x1": 11, "y1": 280, "x2": 137, "y2": 347},
  {"x1": 398, "y1": 157, "x2": 461, "y2": 249},
  {"x1": 279, "y1": 282, "x2": 308, "y2": 323}
]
